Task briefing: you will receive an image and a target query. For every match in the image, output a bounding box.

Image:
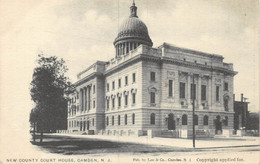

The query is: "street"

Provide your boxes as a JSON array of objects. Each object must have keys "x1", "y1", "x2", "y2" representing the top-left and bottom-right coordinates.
[{"x1": 30, "y1": 134, "x2": 260, "y2": 157}]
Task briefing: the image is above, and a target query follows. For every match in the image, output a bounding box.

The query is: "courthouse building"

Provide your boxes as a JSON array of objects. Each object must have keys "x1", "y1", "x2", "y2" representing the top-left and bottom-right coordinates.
[{"x1": 67, "y1": 2, "x2": 237, "y2": 137}]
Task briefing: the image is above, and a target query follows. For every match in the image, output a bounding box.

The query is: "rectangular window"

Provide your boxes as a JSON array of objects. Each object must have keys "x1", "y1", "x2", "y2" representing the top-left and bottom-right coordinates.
[
  {"x1": 125, "y1": 115, "x2": 127, "y2": 125},
  {"x1": 224, "y1": 82, "x2": 228, "y2": 91},
  {"x1": 107, "y1": 99, "x2": 109, "y2": 109},
  {"x1": 118, "y1": 97, "x2": 121, "y2": 107},
  {"x1": 132, "y1": 93, "x2": 136, "y2": 104},
  {"x1": 118, "y1": 116, "x2": 120, "y2": 125},
  {"x1": 169, "y1": 80, "x2": 173, "y2": 97},
  {"x1": 150, "y1": 92, "x2": 155, "y2": 104},
  {"x1": 150, "y1": 72, "x2": 155, "y2": 81},
  {"x1": 93, "y1": 100, "x2": 95, "y2": 108},
  {"x1": 201, "y1": 85, "x2": 206, "y2": 101},
  {"x1": 112, "y1": 98, "x2": 115, "y2": 108},
  {"x1": 125, "y1": 76, "x2": 128, "y2": 85},
  {"x1": 112, "y1": 81, "x2": 115, "y2": 90},
  {"x1": 180, "y1": 82, "x2": 185, "y2": 98},
  {"x1": 190, "y1": 84, "x2": 196, "y2": 99},
  {"x1": 216, "y1": 86, "x2": 220, "y2": 101},
  {"x1": 106, "y1": 83, "x2": 109, "y2": 92},
  {"x1": 118, "y1": 79, "x2": 121, "y2": 88},
  {"x1": 93, "y1": 85, "x2": 95, "y2": 94},
  {"x1": 125, "y1": 95, "x2": 128, "y2": 106},
  {"x1": 132, "y1": 73, "x2": 136, "y2": 83}
]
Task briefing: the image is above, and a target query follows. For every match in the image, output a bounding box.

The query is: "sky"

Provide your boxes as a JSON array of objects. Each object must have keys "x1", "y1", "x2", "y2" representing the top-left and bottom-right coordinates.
[{"x1": 0, "y1": 0, "x2": 259, "y2": 158}]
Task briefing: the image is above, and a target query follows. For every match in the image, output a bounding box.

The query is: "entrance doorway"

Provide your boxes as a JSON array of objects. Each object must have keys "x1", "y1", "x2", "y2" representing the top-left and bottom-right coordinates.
[
  {"x1": 168, "y1": 113, "x2": 175, "y2": 130},
  {"x1": 215, "y1": 115, "x2": 222, "y2": 134}
]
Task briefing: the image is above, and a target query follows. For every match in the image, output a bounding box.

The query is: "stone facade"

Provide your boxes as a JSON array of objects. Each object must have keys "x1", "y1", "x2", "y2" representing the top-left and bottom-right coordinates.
[{"x1": 67, "y1": 2, "x2": 237, "y2": 138}]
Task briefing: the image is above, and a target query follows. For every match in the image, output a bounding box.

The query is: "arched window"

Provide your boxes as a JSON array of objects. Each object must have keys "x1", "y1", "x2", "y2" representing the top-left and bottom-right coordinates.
[
  {"x1": 182, "y1": 114, "x2": 187, "y2": 125},
  {"x1": 106, "y1": 116, "x2": 109, "y2": 126},
  {"x1": 112, "y1": 116, "x2": 114, "y2": 126},
  {"x1": 203, "y1": 115, "x2": 208, "y2": 125},
  {"x1": 125, "y1": 114, "x2": 128, "y2": 125},
  {"x1": 150, "y1": 113, "x2": 155, "y2": 125},
  {"x1": 118, "y1": 115, "x2": 121, "y2": 125},
  {"x1": 132, "y1": 113, "x2": 135, "y2": 124},
  {"x1": 194, "y1": 114, "x2": 198, "y2": 125}
]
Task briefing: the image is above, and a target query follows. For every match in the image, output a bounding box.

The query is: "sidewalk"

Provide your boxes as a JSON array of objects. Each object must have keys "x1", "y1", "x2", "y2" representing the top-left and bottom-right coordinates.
[{"x1": 52, "y1": 133, "x2": 260, "y2": 149}]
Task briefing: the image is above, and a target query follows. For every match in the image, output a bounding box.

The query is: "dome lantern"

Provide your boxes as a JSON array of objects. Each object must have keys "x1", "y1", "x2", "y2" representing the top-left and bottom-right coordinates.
[
  {"x1": 130, "y1": 2, "x2": 138, "y2": 18},
  {"x1": 114, "y1": 2, "x2": 153, "y2": 57}
]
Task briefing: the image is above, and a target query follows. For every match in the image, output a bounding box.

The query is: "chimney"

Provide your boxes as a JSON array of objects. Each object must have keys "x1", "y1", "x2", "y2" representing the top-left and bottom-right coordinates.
[{"x1": 241, "y1": 93, "x2": 243, "y2": 102}]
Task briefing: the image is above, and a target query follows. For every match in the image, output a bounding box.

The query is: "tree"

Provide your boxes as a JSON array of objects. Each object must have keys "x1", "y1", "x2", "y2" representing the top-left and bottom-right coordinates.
[
  {"x1": 29, "y1": 108, "x2": 39, "y2": 142},
  {"x1": 30, "y1": 54, "x2": 73, "y2": 142}
]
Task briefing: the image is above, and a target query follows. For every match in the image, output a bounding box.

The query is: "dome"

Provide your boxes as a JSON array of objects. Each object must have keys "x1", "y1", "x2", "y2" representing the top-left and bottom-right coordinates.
[
  {"x1": 114, "y1": 2, "x2": 153, "y2": 57},
  {"x1": 114, "y1": 17, "x2": 153, "y2": 46}
]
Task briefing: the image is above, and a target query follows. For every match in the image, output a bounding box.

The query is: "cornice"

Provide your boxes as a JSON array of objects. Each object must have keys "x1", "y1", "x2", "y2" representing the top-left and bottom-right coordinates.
[
  {"x1": 74, "y1": 72, "x2": 103, "y2": 87},
  {"x1": 159, "y1": 42, "x2": 224, "y2": 60},
  {"x1": 162, "y1": 56, "x2": 237, "y2": 76},
  {"x1": 104, "y1": 54, "x2": 236, "y2": 77}
]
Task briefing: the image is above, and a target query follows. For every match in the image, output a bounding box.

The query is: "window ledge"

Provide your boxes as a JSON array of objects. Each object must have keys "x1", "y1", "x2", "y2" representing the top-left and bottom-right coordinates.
[{"x1": 150, "y1": 103, "x2": 156, "y2": 107}]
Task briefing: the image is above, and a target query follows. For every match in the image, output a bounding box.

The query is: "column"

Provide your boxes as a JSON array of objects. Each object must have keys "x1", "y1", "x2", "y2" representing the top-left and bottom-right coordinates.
[
  {"x1": 187, "y1": 74, "x2": 191, "y2": 105},
  {"x1": 118, "y1": 45, "x2": 120, "y2": 56},
  {"x1": 128, "y1": 42, "x2": 131, "y2": 53},
  {"x1": 123, "y1": 43, "x2": 124, "y2": 54},
  {"x1": 121, "y1": 43, "x2": 123, "y2": 55},
  {"x1": 123, "y1": 42, "x2": 126, "y2": 54},
  {"x1": 116, "y1": 45, "x2": 118, "y2": 57},
  {"x1": 198, "y1": 75, "x2": 202, "y2": 107},
  {"x1": 118, "y1": 44, "x2": 121, "y2": 56},
  {"x1": 82, "y1": 88, "x2": 85, "y2": 112},
  {"x1": 79, "y1": 89, "x2": 82, "y2": 111},
  {"x1": 81, "y1": 89, "x2": 84, "y2": 112},
  {"x1": 88, "y1": 86, "x2": 91, "y2": 110},
  {"x1": 85, "y1": 87, "x2": 87, "y2": 111},
  {"x1": 125, "y1": 42, "x2": 127, "y2": 54}
]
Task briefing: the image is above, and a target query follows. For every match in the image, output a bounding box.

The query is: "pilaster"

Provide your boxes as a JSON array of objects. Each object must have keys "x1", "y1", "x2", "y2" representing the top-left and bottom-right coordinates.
[
  {"x1": 187, "y1": 74, "x2": 191, "y2": 105},
  {"x1": 198, "y1": 74, "x2": 202, "y2": 106},
  {"x1": 208, "y1": 76, "x2": 212, "y2": 110}
]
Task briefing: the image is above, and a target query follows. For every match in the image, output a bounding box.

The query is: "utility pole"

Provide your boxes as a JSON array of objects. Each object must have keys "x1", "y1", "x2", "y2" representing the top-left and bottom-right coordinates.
[{"x1": 192, "y1": 74, "x2": 196, "y2": 148}]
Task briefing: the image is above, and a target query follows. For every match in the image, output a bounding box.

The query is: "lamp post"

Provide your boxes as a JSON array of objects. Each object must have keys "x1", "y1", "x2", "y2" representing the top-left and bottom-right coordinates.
[{"x1": 192, "y1": 74, "x2": 196, "y2": 148}]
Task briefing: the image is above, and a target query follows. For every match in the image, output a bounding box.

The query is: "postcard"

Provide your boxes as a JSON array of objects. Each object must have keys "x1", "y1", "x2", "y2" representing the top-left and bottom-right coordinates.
[{"x1": 0, "y1": 0, "x2": 259, "y2": 164}]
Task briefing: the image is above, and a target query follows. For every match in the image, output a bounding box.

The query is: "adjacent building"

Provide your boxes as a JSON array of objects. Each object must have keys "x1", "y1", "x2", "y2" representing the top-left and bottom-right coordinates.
[
  {"x1": 67, "y1": 2, "x2": 237, "y2": 137},
  {"x1": 234, "y1": 94, "x2": 249, "y2": 130}
]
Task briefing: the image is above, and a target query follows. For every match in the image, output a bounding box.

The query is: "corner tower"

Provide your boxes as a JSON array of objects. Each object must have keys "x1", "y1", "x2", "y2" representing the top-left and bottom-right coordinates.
[{"x1": 114, "y1": 2, "x2": 153, "y2": 57}]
